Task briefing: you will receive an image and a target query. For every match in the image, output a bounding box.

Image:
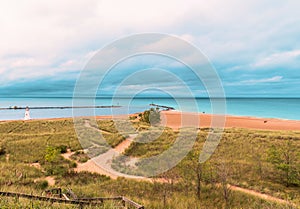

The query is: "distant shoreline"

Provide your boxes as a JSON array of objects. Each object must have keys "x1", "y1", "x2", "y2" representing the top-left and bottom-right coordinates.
[
  {"x1": 1, "y1": 111, "x2": 300, "y2": 131},
  {"x1": 1, "y1": 98, "x2": 299, "y2": 120}
]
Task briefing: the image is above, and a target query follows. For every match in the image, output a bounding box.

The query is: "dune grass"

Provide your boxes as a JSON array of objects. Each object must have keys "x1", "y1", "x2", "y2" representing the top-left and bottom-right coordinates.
[{"x1": 0, "y1": 119, "x2": 299, "y2": 208}]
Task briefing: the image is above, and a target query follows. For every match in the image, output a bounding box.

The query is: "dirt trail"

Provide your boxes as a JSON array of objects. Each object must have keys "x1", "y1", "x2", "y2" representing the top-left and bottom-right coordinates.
[
  {"x1": 45, "y1": 176, "x2": 55, "y2": 186},
  {"x1": 64, "y1": 119, "x2": 298, "y2": 207},
  {"x1": 63, "y1": 153, "x2": 297, "y2": 207},
  {"x1": 114, "y1": 135, "x2": 134, "y2": 153},
  {"x1": 62, "y1": 149, "x2": 112, "y2": 177},
  {"x1": 228, "y1": 184, "x2": 297, "y2": 207},
  {"x1": 83, "y1": 120, "x2": 112, "y2": 134},
  {"x1": 63, "y1": 119, "x2": 140, "y2": 179}
]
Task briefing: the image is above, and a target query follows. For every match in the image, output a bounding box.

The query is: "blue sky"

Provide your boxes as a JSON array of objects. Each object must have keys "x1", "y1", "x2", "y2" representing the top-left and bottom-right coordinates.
[{"x1": 0, "y1": 0, "x2": 300, "y2": 98}]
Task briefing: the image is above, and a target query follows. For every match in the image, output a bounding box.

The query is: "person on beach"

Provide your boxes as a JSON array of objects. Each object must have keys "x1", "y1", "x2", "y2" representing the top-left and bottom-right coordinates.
[{"x1": 24, "y1": 106, "x2": 31, "y2": 120}]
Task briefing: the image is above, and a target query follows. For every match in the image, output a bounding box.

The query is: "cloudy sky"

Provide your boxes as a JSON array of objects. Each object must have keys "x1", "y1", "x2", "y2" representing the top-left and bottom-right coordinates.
[{"x1": 0, "y1": 0, "x2": 300, "y2": 97}]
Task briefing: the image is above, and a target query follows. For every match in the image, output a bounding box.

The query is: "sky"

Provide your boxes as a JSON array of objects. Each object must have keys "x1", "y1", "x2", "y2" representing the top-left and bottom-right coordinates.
[{"x1": 0, "y1": 0, "x2": 300, "y2": 98}]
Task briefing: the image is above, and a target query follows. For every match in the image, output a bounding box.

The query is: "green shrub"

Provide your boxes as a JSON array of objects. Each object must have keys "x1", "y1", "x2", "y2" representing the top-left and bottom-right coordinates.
[
  {"x1": 71, "y1": 150, "x2": 89, "y2": 163},
  {"x1": 45, "y1": 164, "x2": 68, "y2": 176},
  {"x1": 70, "y1": 161, "x2": 77, "y2": 168},
  {"x1": 139, "y1": 108, "x2": 161, "y2": 125},
  {"x1": 57, "y1": 145, "x2": 67, "y2": 154},
  {"x1": 35, "y1": 180, "x2": 48, "y2": 190}
]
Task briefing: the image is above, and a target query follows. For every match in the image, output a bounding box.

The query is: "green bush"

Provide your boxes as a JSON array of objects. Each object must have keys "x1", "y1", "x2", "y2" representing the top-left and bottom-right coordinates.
[
  {"x1": 70, "y1": 161, "x2": 77, "y2": 168},
  {"x1": 57, "y1": 145, "x2": 68, "y2": 154},
  {"x1": 45, "y1": 164, "x2": 68, "y2": 176},
  {"x1": 35, "y1": 180, "x2": 48, "y2": 190},
  {"x1": 139, "y1": 108, "x2": 161, "y2": 125},
  {"x1": 71, "y1": 150, "x2": 89, "y2": 163}
]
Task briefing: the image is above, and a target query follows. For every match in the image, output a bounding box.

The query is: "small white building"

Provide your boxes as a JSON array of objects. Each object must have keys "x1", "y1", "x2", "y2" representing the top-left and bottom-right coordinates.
[{"x1": 24, "y1": 107, "x2": 31, "y2": 120}]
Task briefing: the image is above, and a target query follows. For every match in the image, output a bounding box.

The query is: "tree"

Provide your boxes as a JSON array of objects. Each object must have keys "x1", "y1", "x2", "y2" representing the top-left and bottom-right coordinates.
[
  {"x1": 44, "y1": 146, "x2": 60, "y2": 163},
  {"x1": 139, "y1": 108, "x2": 161, "y2": 125},
  {"x1": 180, "y1": 151, "x2": 206, "y2": 200},
  {"x1": 152, "y1": 170, "x2": 178, "y2": 208},
  {"x1": 44, "y1": 146, "x2": 68, "y2": 176},
  {"x1": 267, "y1": 140, "x2": 300, "y2": 187},
  {"x1": 216, "y1": 161, "x2": 231, "y2": 204}
]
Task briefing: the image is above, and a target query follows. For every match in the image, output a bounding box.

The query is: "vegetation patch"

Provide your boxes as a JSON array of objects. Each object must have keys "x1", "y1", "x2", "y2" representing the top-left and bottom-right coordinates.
[{"x1": 0, "y1": 119, "x2": 299, "y2": 208}]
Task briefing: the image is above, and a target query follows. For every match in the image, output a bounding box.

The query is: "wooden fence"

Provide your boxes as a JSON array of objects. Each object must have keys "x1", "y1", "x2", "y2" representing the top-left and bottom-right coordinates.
[{"x1": 0, "y1": 190, "x2": 144, "y2": 209}]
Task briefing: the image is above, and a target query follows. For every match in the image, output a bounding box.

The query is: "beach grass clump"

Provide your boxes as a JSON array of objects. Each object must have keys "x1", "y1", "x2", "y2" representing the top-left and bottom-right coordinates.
[
  {"x1": 102, "y1": 133, "x2": 126, "y2": 148},
  {"x1": 97, "y1": 120, "x2": 119, "y2": 133},
  {"x1": 58, "y1": 171, "x2": 110, "y2": 186},
  {"x1": 70, "y1": 150, "x2": 89, "y2": 163},
  {"x1": 124, "y1": 128, "x2": 176, "y2": 158}
]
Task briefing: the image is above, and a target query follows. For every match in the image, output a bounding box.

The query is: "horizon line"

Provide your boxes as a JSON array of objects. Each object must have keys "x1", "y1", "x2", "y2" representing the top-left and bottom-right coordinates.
[{"x1": 1, "y1": 96, "x2": 300, "y2": 99}]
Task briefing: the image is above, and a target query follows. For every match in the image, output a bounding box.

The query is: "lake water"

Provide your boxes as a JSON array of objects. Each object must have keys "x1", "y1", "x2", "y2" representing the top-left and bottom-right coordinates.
[{"x1": 0, "y1": 97, "x2": 299, "y2": 121}]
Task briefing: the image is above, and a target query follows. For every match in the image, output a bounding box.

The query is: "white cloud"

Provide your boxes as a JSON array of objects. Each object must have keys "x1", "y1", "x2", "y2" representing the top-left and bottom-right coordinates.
[
  {"x1": 1, "y1": 0, "x2": 300, "y2": 98},
  {"x1": 10, "y1": 57, "x2": 47, "y2": 68},
  {"x1": 226, "y1": 76, "x2": 283, "y2": 86},
  {"x1": 253, "y1": 50, "x2": 300, "y2": 67},
  {"x1": 224, "y1": 76, "x2": 283, "y2": 87},
  {"x1": 243, "y1": 76, "x2": 283, "y2": 84}
]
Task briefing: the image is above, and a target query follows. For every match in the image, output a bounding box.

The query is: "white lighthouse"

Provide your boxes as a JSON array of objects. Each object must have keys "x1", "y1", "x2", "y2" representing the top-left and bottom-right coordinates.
[{"x1": 24, "y1": 106, "x2": 31, "y2": 120}]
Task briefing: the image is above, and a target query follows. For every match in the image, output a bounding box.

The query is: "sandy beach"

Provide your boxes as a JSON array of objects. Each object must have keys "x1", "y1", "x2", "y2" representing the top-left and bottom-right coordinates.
[
  {"x1": 160, "y1": 111, "x2": 300, "y2": 131},
  {"x1": 5, "y1": 111, "x2": 300, "y2": 131}
]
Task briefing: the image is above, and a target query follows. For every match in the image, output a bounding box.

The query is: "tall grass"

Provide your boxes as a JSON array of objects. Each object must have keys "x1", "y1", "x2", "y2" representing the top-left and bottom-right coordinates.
[{"x1": 0, "y1": 119, "x2": 299, "y2": 208}]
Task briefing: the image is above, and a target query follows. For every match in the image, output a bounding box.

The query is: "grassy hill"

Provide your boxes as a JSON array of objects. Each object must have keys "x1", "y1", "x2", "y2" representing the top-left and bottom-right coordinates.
[{"x1": 0, "y1": 118, "x2": 299, "y2": 208}]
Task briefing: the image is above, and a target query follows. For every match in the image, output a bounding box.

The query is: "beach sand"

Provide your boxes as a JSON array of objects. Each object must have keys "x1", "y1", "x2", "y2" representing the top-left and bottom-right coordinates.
[
  {"x1": 7, "y1": 111, "x2": 300, "y2": 131},
  {"x1": 160, "y1": 111, "x2": 300, "y2": 131}
]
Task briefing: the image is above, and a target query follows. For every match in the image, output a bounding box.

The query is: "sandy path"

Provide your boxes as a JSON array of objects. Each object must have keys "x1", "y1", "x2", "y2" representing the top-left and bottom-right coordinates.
[
  {"x1": 63, "y1": 120, "x2": 142, "y2": 180},
  {"x1": 62, "y1": 149, "x2": 118, "y2": 179},
  {"x1": 229, "y1": 184, "x2": 297, "y2": 207},
  {"x1": 45, "y1": 176, "x2": 55, "y2": 186},
  {"x1": 114, "y1": 135, "x2": 134, "y2": 153},
  {"x1": 62, "y1": 147, "x2": 297, "y2": 206},
  {"x1": 54, "y1": 114, "x2": 299, "y2": 206}
]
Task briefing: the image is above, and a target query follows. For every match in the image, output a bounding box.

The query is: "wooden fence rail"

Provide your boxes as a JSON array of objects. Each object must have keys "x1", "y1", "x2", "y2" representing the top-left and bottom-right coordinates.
[
  {"x1": 0, "y1": 191, "x2": 144, "y2": 209},
  {"x1": 122, "y1": 196, "x2": 145, "y2": 209},
  {"x1": 0, "y1": 191, "x2": 96, "y2": 206}
]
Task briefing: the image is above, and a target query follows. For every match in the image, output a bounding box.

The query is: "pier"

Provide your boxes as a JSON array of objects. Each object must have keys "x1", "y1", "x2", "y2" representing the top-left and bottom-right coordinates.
[
  {"x1": 0, "y1": 105, "x2": 121, "y2": 110},
  {"x1": 149, "y1": 103, "x2": 175, "y2": 110}
]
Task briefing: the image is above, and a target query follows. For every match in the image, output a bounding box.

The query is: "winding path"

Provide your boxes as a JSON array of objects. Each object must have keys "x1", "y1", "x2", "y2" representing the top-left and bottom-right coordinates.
[
  {"x1": 63, "y1": 119, "x2": 298, "y2": 207},
  {"x1": 226, "y1": 184, "x2": 297, "y2": 207},
  {"x1": 67, "y1": 119, "x2": 143, "y2": 179}
]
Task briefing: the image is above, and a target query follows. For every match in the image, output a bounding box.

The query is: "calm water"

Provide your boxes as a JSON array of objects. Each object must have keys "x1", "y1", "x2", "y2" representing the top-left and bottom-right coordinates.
[{"x1": 0, "y1": 97, "x2": 299, "y2": 120}]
